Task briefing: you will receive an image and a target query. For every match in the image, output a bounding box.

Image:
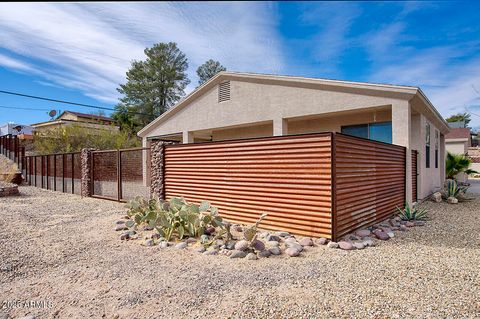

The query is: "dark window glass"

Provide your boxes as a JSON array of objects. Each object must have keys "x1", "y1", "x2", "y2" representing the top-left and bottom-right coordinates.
[
  {"x1": 426, "y1": 145, "x2": 430, "y2": 168},
  {"x1": 341, "y1": 124, "x2": 368, "y2": 139},
  {"x1": 369, "y1": 122, "x2": 392, "y2": 144},
  {"x1": 435, "y1": 149, "x2": 438, "y2": 168}
]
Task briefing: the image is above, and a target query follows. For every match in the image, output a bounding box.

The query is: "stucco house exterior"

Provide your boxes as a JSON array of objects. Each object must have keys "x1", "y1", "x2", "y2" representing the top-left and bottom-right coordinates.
[
  {"x1": 138, "y1": 72, "x2": 450, "y2": 202},
  {"x1": 445, "y1": 128, "x2": 471, "y2": 155},
  {"x1": 32, "y1": 111, "x2": 118, "y2": 134}
]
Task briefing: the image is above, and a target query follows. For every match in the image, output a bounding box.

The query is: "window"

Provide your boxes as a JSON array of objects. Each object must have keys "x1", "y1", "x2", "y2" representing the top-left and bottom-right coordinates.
[
  {"x1": 435, "y1": 130, "x2": 439, "y2": 168},
  {"x1": 341, "y1": 122, "x2": 392, "y2": 143},
  {"x1": 425, "y1": 123, "x2": 431, "y2": 168}
]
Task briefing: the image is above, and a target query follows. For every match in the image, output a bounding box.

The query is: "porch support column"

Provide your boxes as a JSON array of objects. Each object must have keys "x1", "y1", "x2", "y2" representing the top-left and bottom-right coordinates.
[
  {"x1": 142, "y1": 138, "x2": 151, "y2": 187},
  {"x1": 273, "y1": 117, "x2": 288, "y2": 136},
  {"x1": 392, "y1": 101, "x2": 413, "y2": 205},
  {"x1": 183, "y1": 131, "x2": 194, "y2": 144}
]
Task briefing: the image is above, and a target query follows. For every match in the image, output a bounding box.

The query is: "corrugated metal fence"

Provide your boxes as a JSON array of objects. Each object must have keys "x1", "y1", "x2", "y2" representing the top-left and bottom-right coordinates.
[
  {"x1": 164, "y1": 132, "x2": 406, "y2": 240},
  {"x1": 412, "y1": 150, "x2": 418, "y2": 202}
]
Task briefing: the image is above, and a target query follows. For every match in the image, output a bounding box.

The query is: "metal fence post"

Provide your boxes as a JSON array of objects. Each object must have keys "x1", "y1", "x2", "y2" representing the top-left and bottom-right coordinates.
[
  {"x1": 62, "y1": 153, "x2": 65, "y2": 193},
  {"x1": 71, "y1": 153, "x2": 74, "y2": 194},
  {"x1": 53, "y1": 155, "x2": 57, "y2": 191},
  {"x1": 117, "y1": 149, "x2": 122, "y2": 201}
]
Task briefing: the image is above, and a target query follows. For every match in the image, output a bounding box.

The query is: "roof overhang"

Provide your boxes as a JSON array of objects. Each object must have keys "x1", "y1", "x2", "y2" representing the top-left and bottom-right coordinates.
[{"x1": 137, "y1": 71, "x2": 450, "y2": 137}]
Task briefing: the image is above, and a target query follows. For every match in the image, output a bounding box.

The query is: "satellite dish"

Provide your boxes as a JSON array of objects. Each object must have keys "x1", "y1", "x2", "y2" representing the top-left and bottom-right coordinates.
[{"x1": 48, "y1": 110, "x2": 57, "y2": 118}]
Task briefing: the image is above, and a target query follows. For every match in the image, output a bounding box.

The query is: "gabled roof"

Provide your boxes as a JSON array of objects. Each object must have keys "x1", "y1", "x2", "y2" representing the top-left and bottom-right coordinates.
[
  {"x1": 138, "y1": 71, "x2": 450, "y2": 137},
  {"x1": 445, "y1": 128, "x2": 470, "y2": 140}
]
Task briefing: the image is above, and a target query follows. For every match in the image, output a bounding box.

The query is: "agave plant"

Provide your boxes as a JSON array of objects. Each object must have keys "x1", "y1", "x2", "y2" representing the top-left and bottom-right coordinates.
[
  {"x1": 446, "y1": 152, "x2": 478, "y2": 179},
  {"x1": 443, "y1": 179, "x2": 469, "y2": 200},
  {"x1": 396, "y1": 202, "x2": 428, "y2": 221}
]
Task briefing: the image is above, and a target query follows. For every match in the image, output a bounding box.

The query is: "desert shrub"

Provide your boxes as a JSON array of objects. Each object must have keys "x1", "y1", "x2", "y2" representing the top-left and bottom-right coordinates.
[
  {"x1": 125, "y1": 196, "x2": 224, "y2": 241},
  {"x1": 442, "y1": 179, "x2": 469, "y2": 200},
  {"x1": 446, "y1": 152, "x2": 478, "y2": 179},
  {"x1": 396, "y1": 202, "x2": 428, "y2": 221},
  {"x1": 0, "y1": 156, "x2": 20, "y2": 182},
  {"x1": 33, "y1": 124, "x2": 140, "y2": 155}
]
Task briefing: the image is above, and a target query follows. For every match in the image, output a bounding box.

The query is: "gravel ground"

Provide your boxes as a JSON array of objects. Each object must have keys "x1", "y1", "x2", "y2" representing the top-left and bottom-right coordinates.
[{"x1": 1, "y1": 186, "x2": 479, "y2": 319}]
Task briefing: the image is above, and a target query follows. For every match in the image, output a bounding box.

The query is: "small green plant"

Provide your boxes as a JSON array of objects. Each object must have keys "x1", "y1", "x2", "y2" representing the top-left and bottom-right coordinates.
[
  {"x1": 396, "y1": 202, "x2": 428, "y2": 221},
  {"x1": 242, "y1": 213, "x2": 268, "y2": 251},
  {"x1": 125, "y1": 196, "x2": 224, "y2": 241},
  {"x1": 442, "y1": 179, "x2": 469, "y2": 199}
]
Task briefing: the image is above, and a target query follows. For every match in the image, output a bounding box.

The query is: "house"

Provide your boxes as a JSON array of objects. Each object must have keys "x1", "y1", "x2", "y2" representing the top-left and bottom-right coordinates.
[
  {"x1": 0, "y1": 122, "x2": 34, "y2": 139},
  {"x1": 445, "y1": 127, "x2": 471, "y2": 155},
  {"x1": 31, "y1": 111, "x2": 118, "y2": 134},
  {"x1": 138, "y1": 71, "x2": 450, "y2": 202}
]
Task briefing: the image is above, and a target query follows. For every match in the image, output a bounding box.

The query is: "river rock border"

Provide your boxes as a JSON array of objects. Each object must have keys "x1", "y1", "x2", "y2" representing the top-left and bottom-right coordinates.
[{"x1": 0, "y1": 182, "x2": 19, "y2": 197}]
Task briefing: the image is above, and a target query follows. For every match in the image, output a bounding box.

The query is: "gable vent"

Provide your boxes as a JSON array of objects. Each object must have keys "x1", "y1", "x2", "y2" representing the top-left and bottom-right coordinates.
[{"x1": 218, "y1": 81, "x2": 231, "y2": 103}]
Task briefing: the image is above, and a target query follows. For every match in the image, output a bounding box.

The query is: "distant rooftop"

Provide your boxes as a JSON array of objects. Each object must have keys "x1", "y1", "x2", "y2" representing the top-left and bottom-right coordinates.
[
  {"x1": 63, "y1": 111, "x2": 114, "y2": 122},
  {"x1": 445, "y1": 128, "x2": 470, "y2": 139}
]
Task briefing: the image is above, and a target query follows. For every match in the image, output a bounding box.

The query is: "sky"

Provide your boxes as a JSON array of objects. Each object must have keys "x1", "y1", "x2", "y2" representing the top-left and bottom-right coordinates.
[{"x1": 0, "y1": 1, "x2": 479, "y2": 128}]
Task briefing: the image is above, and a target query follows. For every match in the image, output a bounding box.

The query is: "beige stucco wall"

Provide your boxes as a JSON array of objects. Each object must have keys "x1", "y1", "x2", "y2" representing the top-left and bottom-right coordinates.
[{"x1": 445, "y1": 139, "x2": 468, "y2": 155}]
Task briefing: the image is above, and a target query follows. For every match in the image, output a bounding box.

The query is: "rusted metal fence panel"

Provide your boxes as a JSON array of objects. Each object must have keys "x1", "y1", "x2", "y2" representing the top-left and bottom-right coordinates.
[
  {"x1": 412, "y1": 150, "x2": 418, "y2": 202},
  {"x1": 92, "y1": 150, "x2": 118, "y2": 200},
  {"x1": 164, "y1": 133, "x2": 333, "y2": 238},
  {"x1": 120, "y1": 148, "x2": 150, "y2": 201},
  {"x1": 333, "y1": 133, "x2": 406, "y2": 239}
]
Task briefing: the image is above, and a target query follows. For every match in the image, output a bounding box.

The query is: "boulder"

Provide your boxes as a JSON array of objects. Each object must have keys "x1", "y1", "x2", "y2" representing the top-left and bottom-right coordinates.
[
  {"x1": 285, "y1": 247, "x2": 301, "y2": 257},
  {"x1": 447, "y1": 197, "x2": 458, "y2": 204},
  {"x1": 355, "y1": 229, "x2": 371, "y2": 237},
  {"x1": 268, "y1": 247, "x2": 281, "y2": 255},
  {"x1": 432, "y1": 192, "x2": 442, "y2": 203},
  {"x1": 338, "y1": 241, "x2": 355, "y2": 250},
  {"x1": 230, "y1": 250, "x2": 247, "y2": 258},
  {"x1": 234, "y1": 240, "x2": 249, "y2": 251},
  {"x1": 327, "y1": 241, "x2": 339, "y2": 249}
]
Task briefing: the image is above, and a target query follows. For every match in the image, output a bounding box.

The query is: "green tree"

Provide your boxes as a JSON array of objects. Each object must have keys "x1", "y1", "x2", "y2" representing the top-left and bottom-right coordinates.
[
  {"x1": 445, "y1": 112, "x2": 471, "y2": 127},
  {"x1": 196, "y1": 59, "x2": 226, "y2": 86},
  {"x1": 445, "y1": 152, "x2": 478, "y2": 179},
  {"x1": 115, "y1": 42, "x2": 190, "y2": 129}
]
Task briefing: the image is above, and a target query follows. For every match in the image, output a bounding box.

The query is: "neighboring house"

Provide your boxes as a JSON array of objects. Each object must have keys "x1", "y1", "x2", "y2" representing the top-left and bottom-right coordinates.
[
  {"x1": 0, "y1": 122, "x2": 34, "y2": 139},
  {"x1": 445, "y1": 128, "x2": 471, "y2": 155},
  {"x1": 31, "y1": 111, "x2": 118, "y2": 134},
  {"x1": 138, "y1": 71, "x2": 450, "y2": 201}
]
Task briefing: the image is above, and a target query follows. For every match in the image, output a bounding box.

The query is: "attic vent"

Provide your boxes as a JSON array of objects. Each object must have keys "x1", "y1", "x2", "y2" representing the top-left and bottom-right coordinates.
[{"x1": 218, "y1": 81, "x2": 231, "y2": 103}]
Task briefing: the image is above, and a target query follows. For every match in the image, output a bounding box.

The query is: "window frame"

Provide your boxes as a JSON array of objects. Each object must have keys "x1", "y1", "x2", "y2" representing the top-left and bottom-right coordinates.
[{"x1": 425, "y1": 122, "x2": 431, "y2": 168}]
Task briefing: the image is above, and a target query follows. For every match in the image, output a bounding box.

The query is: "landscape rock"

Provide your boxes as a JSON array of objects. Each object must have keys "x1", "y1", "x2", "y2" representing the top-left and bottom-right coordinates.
[
  {"x1": 268, "y1": 247, "x2": 281, "y2": 255},
  {"x1": 315, "y1": 237, "x2": 328, "y2": 245},
  {"x1": 276, "y1": 231, "x2": 290, "y2": 237},
  {"x1": 352, "y1": 242, "x2": 365, "y2": 249},
  {"x1": 115, "y1": 224, "x2": 128, "y2": 231},
  {"x1": 115, "y1": 220, "x2": 125, "y2": 225},
  {"x1": 186, "y1": 237, "x2": 197, "y2": 244},
  {"x1": 386, "y1": 231, "x2": 395, "y2": 238},
  {"x1": 234, "y1": 240, "x2": 249, "y2": 251},
  {"x1": 327, "y1": 241, "x2": 339, "y2": 249},
  {"x1": 266, "y1": 241, "x2": 279, "y2": 247},
  {"x1": 159, "y1": 241, "x2": 169, "y2": 249},
  {"x1": 355, "y1": 229, "x2": 371, "y2": 237},
  {"x1": 258, "y1": 250, "x2": 271, "y2": 258},
  {"x1": 362, "y1": 238, "x2": 374, "y2": 247},
  {"x1": 144, "y1": 239, "x2": 154, "y2": 247},
  {"x1": 120, "y1": 232, "x2": 129, "y2": 240},
  {"x1": 204, "y1": 226, "x2": 216, "y2": 235},
  {"x1": 225, "y1": 240, "x2": 236, "y2": 250},
  {"x1": 203, "y1": 249, "x2": 218, "y2": 256},
  {"x1": 415, "y1": 221, "x2": 426, "y2": 226},
  {"x1": 175, "y1": 242, "x2": 187, "y2": 249},
  {"x1": 266, "y1": 234, "x2": 281, "y2": 242},
  {"x1": 233, "y1": 225, "x2": 243, "y2": 232},
  {"x1": 373, "y1": 229, "x2": 390, "y2": 240},
  {"x1": 285, "y1": 242, "x2": 303, "y2": 252},
  {"x1": 230, "y1": 250, "x2": 247, "y2": 259},
  {"x1": 338, "y1": 241, "x2": 355, "y2": 250},
  {"x1": 246, "y1": 252, "x2": 258, "y2": 260},
  {"x1": 399, "y1": 224, "x2": 408, "y2": 231},
  {"x1": 447, "y1": 197, "x2": 458, "y2": 204},
  {"x1": 251, "y1": 239, "x2": 266, "y2": 251},
  {"x1": 299, "y1": 237, "x2": 313, "y2": 247},
  {"x1": 405, "y1": 221, "x2": 415, "y2": 227},
  {"x1": 195, "y1": 246, "x2": 206, "y2": 253},
  {"x1": 431, "y1": 192, "x2": 442, "y2": 202},
  {"x1": 285, "y1": 247, "x2": 301, "y2": 257}
]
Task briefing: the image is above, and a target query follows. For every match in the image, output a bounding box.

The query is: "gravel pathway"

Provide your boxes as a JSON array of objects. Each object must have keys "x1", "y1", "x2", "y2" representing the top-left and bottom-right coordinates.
[{"x1": 1, "y1": 186, "x2": 479, "y2": 318}]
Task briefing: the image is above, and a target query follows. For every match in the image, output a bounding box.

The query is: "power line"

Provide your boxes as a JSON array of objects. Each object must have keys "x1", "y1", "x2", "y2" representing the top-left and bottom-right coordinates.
[
  {"x1": 0, "y1": 105, "x2": 51, "y2": 112},
  {"x1": 0, "y1": 89, "x2": 155, "y2": 118}
]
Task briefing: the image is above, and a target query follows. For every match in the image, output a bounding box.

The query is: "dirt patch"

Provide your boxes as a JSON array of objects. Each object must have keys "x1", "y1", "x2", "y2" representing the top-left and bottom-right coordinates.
[{"x1": 0, "y1": 187, "x2": 479, "y2": 318}]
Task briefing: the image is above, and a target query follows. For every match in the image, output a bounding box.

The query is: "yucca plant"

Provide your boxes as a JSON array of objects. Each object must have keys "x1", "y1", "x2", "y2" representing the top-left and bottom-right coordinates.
[
  {"x1": 396, "y1": 202, "x2": 428, "y2": 221},
  {"x1": 446, "y1": 152, "x2": 478, "y2": 179}
]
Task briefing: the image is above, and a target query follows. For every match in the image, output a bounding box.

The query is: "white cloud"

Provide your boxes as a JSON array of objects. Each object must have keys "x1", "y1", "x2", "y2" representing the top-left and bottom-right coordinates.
[{"x1": 0, "y1": 2, "x2": 284, "y2": 102}]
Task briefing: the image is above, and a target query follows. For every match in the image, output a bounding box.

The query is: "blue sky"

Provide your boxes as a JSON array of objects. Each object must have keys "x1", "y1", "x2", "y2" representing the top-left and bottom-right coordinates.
[{"x1": 1, "y1": 2, "x2": 480, "y2": 127}]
